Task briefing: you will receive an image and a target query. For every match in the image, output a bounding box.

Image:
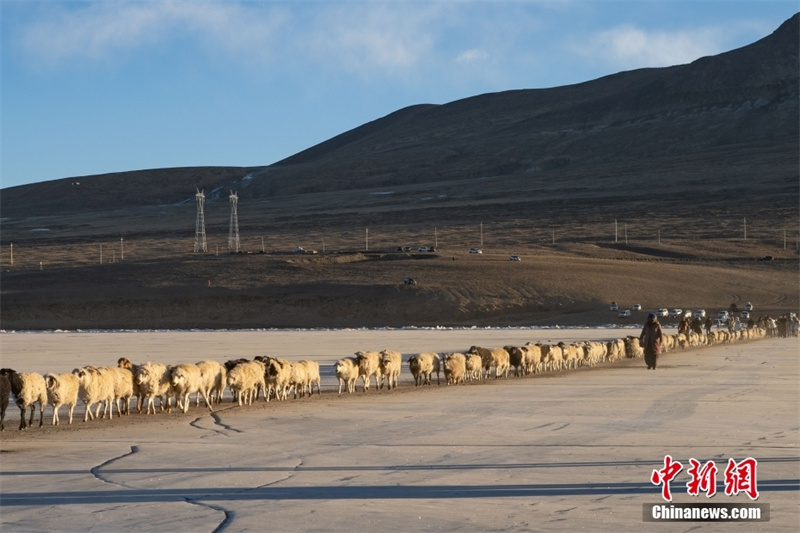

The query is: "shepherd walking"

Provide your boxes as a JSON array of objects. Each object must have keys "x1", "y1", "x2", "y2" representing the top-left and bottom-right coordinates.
[{"x1": 640, "y1": 312, "x2": 664, "y2": 370}]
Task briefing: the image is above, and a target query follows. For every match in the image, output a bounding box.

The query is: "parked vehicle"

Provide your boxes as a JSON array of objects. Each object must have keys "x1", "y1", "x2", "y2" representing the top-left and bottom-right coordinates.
[
  {"x1": 669, "y1": 309, "x2": 682, "y2": 318},
  {"x1": 509, "y1": 255, "x2": 521, "y2": 261},
  {"x1": 469, "y1": 248, "x2": 482, "y2": 254},
  {"x1": 609, "y1": 302, "x2": 619, "y2": 311},
  {"x1": 694, "y1": 309, "x2": 707, "y2": 318},
  {"x1": 656, "y1": 308, "x2": 669, "y2": 317},
  {"x1": 618, "y1": 309, "x2": 631, "y2": 318},
  {"x1": 744, "y1": 302, "x2": 754, "y2": 311},
  {"x1": 633, "y1": 304, "x2": 642, "y2": 311}
]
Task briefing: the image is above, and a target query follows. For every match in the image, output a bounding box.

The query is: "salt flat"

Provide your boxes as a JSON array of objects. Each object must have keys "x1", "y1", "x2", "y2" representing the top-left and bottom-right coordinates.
[{"x1": 0, "y1": 330, "x2": 798, "y2": 532}]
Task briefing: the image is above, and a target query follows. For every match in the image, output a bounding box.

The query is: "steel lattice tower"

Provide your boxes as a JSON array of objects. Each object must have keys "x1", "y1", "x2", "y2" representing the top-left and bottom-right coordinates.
[
  {"x1": 228, "y1": 191, "x2": 240, "y2": 253},
  {"x1": 194, "y1": 189, "x2": 207, "y2": 253}
]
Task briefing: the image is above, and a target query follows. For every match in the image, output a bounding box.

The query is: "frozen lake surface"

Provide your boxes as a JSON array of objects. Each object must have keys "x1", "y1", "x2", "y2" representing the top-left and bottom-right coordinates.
[{"x1": 0, "y1": 330, "x2": 797, "y2": 532}]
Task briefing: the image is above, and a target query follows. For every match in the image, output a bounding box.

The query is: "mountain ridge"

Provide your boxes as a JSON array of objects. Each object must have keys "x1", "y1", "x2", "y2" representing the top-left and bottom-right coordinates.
[{"x1": 1, "y1": 13, "x2": 797, "y2": 220}]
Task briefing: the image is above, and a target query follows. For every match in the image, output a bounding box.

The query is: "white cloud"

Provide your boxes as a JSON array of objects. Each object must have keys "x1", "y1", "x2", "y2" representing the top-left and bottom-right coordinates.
[
  {"x1": 302, "y1": 4, "x2": 442, "y2": 79},
  {"x1": 16, "y1": 1, "x2": 289, "y2": 67},
  {"x1": 578, "y1": 25, "x2": 726, "y2": 70},
  {"x1": 14, "y1": 1, "x2": 446, "y2": 80},
  {"x1": 456, "y1": 48, "x2": 489, "y2": 64}
]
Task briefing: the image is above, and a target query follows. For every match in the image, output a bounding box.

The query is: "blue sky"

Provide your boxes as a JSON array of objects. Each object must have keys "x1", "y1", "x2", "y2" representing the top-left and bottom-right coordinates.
[{"x1": 2, "y1": 1, "x2": 797, "y2": 189}]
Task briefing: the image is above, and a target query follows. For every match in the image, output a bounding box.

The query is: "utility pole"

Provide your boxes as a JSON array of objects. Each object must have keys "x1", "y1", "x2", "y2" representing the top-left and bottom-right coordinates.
[
  {"x1": 194, "y1": 189, "x2": 207, "y2": 253},
  {"x1": 228, "y1": 191, "x2": 240, "y2": 253}
]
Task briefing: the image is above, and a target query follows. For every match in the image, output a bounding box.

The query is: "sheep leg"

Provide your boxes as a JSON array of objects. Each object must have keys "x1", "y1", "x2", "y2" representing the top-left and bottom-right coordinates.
[
  {"x1": 52, "y1": 404, "x2": 59, "y2": 426},
  {"x1": 18, "y1": 404, "x2": 27, "y2": 430},
  {"x1": 201, "y1": 387, "x2": 213, "y2": 409},
  {"x1": 199, "y1": 389, "x2": 213, "y2": 412}
]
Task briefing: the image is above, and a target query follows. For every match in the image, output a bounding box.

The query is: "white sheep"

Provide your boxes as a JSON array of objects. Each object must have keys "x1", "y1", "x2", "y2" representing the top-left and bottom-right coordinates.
[
  {"x1": 0, "y1": 369, "x2": 48, "y2": 430},
  {"x1": 356, "y1": 350, "x2": 382, "y2": 392},
  {"x1": 106, "y1": 366, "x2": 135, "y2": 417},
  {"x1": 289, "y1": 361, "x2": 310, "y2": 399},
  {"x1": 408, "y1": 352, "x2": 441, "y2": 386},
  {"x1": 135, "y1": 362, "x2": 173, "y2": 415},
  {"x1": 558, "y1": 342, "x2": 581, "y2": 371},
  {"x1": 465, "y1": 353, "x2": 483, "y2": 381},
  {"x1": 539, "y1": 344, "x2": 563, "y2": 372},
  {"x1": 523, "y1": 343, "x2": 543, "y2": 374},
  {"x1": 624, "y1": 336, "x2": 643, "y2": 359},
  {"x1": 334, "y1": 357, "x2": 359, "y2": 394},
  {"x1": 306, "y1": 360, "x2": 321, "y2": 396},
  {"x1": 197, "y1": 360, "x2": 227, "y2": 405},
  {"x1": 294, "y1": 360, "x2": 321, "y2": 397},
  {"x1": 45, "y1": 372, "x2": 80, "y2": 426},
  {"x1": 263, "y1": 358, "x2": 291, "y2": 401},
  {"x1": 118, "y1": 357, "x2": 145, "y2": 413},
  {"x1": 468, "y1": 346, "x2": 509, "y2": 379},
  {"x1": 227, "y1": 360, "x2": 266, "y2": 406},
  {"x1": 378, "y1": 350, "x2": 402, "y2": 390},
  {"x1": 606, "y1": 339, "x2": 626, "y2": 363},
  {"x1": 581, "y1": 341, "x2": 607, "y2": 367},
  {"x1": 170, "y1": 363, "x2": 213, "y2": 413},
  {"x1": 443, "y1": 352, "x2": 467, "y2": 385},
  {"x1": 72, "y1": 365, "x2": 116, "y2": 421}
]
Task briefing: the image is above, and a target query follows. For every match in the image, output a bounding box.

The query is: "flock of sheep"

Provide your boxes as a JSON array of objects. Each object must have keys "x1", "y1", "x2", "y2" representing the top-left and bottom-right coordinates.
[{"x1": 0, "y1": 325, "x2": 768, "y2": 432}]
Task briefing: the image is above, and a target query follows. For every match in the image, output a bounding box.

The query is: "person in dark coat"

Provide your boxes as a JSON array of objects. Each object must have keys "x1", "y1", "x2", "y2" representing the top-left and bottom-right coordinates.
[{"x1": 640, "y1": 313, "x2": 664, "y2": 370}]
